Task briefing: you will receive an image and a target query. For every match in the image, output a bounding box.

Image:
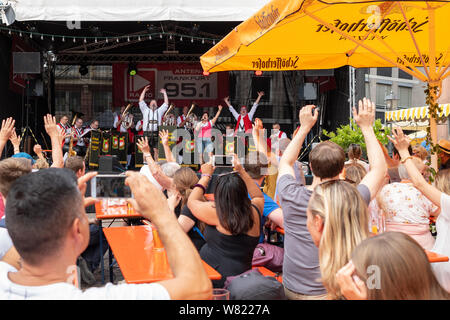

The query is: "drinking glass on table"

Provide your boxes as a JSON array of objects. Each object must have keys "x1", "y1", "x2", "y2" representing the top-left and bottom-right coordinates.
[{"x1": 212, "y1": 289, "x2": 230, "y2": 300}]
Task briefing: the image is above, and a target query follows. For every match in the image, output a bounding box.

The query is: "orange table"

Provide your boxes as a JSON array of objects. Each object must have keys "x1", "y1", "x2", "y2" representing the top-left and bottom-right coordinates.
[
  {"x1": 426, "y1": 250, "x2": 449, "y2": 263},
  {"x1": 103, "y1": 225, "x2": 221, "y2": 284}
]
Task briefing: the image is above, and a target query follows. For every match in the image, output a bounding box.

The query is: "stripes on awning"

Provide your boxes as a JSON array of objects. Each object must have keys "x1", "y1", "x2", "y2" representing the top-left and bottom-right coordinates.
[{"x1": 385, "y1": 104, "x2": 450, "y2": 122}]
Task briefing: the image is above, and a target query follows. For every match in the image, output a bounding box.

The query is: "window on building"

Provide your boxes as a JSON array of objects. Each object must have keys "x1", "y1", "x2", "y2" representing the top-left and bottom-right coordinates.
[
  {"x1": 398, "y1": 69, "x2": 413, "y2": 80},
  {"x1": 398, "y1": 86, "x2": 412, "y2": 108},
  {"x1": 376, "y1": 83, "x2": 392, "y2": 108},
  {"x1": 377, "y1": 67, "x2": 392, "y2": 77}
]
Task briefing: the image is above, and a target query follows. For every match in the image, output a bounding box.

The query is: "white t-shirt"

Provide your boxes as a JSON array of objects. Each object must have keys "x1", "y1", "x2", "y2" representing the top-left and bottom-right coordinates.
[
  {"x1": 431, "y1": 193, "x2": 450, "y2": 292},
  {"x1": 0, "y1": 225, "x2": 13, "y2": 260},
  {"x1": 0, "y1": 262, "x2": 170, "y2": 300}
]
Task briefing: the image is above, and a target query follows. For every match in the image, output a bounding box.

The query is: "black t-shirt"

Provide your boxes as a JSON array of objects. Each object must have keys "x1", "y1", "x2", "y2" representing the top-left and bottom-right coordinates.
[{"x1": 180, "y1": 205, "x2": 206, "y2": 252}]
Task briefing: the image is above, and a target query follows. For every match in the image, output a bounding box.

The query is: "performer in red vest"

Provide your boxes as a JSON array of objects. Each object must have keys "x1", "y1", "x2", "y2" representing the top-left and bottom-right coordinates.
[
  {"x1": 270, "y1": 123, "x2": 287, "y2": 154},
  {"x1": 223, "y1": 91, "x2": 264, "y2": 134},
  {"x1": 57, "y1": 115, "x2": 71, "y2": 148}
]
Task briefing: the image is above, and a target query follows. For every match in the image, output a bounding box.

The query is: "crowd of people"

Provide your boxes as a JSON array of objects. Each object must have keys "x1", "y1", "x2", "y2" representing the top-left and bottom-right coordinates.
[{"x1": 0, "y1": 91, "x2": 450, "y2": 300}]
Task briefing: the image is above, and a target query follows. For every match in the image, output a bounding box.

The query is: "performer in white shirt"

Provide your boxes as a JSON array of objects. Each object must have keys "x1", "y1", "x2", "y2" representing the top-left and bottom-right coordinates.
[
  {"x1": 270, "y1": 123, "x2": 287, "y2": 153},
  {"x1": 139, "y1": 85, "x2": 169, "y2": 159},
  {"x1": 223, "y1": 91, "x2": 264, "y2": 134}
]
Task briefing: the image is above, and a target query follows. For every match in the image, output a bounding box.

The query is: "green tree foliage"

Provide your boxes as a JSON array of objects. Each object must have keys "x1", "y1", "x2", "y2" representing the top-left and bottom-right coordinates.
[{"x1": 322, "y1": 119, "x2": 390, "y2": 154}]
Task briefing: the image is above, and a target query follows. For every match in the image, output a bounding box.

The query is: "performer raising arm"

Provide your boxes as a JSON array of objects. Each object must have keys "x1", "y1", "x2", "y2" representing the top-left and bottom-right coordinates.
[
  {"x1": 139, "y1": 85, "x2": 169, "y2": 158},
  {"x1": 224, "y1": 91, "x2": 264, "y2": 134}
]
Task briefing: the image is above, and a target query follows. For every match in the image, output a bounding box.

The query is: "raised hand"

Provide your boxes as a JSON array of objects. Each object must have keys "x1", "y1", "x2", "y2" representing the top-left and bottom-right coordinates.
[
  {"x1": 336, "y1": 261, "x2": 368, "y2": 300},
  {"x1": 387, "y1": 127, "x2": 411, "y2": 154},
  {"x1": 33, "y1": 144, "x2": 43, "y2": 155},
  {"x1": 0, "y1": 117, "x2": 15, "y2": 143},
  {"x1": 218, "y1": 104, "x2": 223, "y2": 112},
  {"x1": 159, "y1": 129, "x2": 170, "y2": 146},
  {"x1": 257, "y1": 91, "x2": 265, "y2": 97},
  {"x1": 160, "y1": 88, "x2": 167, "y2": 95},
  {"x1": 299, "y1": 105, "x2": 318, "y2": 131},
  {"x1": 136, "y1": 136, "x2": 151, "y2": 154},
  {"x1": 223, "y1": 96, "x2": 231, "y2": 106},
  {"x1": 125, "y1": 171, "x2": 171, "y2": 221},
  {"x1": 143, "y1": 85, "x2": 151, "y2": 92},
  {"x1": 9, "y1": 130, "x2": 21, "y2": 150},
  {"x1": 232, "y1": 153, "x2": 244, "y2": 173},
  {"x1": 200, "y1": 162, "x2": 215, "y2": 176},
  {"x1": 354, "y1": 97, "x2": 375, "y2": 130},
  {"x1": 44, "y1": 114, "x2": 59, "y2": 138}
]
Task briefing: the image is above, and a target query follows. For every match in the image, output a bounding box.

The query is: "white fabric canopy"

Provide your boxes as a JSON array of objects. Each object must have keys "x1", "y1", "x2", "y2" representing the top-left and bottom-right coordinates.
[{"x1": 10, "y1": 0, "x2": 270, "y2": 21}]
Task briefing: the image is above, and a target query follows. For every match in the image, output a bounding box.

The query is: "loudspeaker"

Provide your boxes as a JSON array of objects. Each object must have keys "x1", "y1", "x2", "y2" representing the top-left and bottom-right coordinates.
[
  {"x1": 99, "y1": 155, "x2": 125, "y2": 173},
  {"x1": 13, "y1": 52, "x2": 41, "y2": 74}
]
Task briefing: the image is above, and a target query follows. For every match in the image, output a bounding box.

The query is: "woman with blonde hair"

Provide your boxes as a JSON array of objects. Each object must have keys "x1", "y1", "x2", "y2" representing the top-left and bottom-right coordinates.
[
  {"x1": 306, "y1": 180, "x2": 370, "y2": 299},
  {"x1": 336, "y1": 232, "x2": 450, "y2": 299}
]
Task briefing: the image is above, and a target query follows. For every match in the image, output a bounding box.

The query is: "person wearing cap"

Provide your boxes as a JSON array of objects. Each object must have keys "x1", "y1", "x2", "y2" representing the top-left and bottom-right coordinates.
[
  {"x1": 438, "y1": 139, "x2": 450, "y2": 170},
  {"x1": 223, "y1": 91, "x2": 265, "y2": 134}
]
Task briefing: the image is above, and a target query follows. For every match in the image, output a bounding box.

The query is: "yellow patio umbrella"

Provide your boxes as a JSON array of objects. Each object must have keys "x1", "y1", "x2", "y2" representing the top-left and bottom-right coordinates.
[{"x1": 201, "y1": 0, "x2": 450, "y2": 168}]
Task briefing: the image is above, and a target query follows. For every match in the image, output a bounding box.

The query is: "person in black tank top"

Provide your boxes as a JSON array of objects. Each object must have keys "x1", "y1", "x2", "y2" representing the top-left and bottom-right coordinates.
[{"x1": 187, "y1": 156, "x2": 265, "y2": 288}]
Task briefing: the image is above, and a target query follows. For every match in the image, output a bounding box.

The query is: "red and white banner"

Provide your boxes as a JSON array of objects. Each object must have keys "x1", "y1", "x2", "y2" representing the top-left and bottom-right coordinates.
[{"x1": 113, "y1": 63, "x2": 229, "y2": 108}]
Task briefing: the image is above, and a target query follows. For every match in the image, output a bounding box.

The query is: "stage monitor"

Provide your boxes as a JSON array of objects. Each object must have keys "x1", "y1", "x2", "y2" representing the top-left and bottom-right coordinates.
[{"x1": 13, "y1": 52, "x2": 41, "y2": 74}]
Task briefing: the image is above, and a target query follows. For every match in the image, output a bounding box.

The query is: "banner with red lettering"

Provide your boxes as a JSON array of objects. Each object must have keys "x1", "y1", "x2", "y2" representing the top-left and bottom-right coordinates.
[{"x1": 112, "y1": 63, "x2": 228, "y2": 108}]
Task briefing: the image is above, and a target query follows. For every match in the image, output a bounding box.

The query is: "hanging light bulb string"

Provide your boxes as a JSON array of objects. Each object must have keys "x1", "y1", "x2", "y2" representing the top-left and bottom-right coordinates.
[{"x1": 0, "y1": 26, "x2": 220, "y2": 45}]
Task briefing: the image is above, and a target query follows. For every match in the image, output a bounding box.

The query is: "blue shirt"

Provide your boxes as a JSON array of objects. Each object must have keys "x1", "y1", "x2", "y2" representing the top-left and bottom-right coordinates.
[{"x1": 248, "y1": 188, "x2": 280, "y2": 243}]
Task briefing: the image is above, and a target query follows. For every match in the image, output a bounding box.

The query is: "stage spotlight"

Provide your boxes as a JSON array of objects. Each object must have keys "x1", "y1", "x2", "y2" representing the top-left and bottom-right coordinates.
[
  {"x1": 0, "y1": 2, "x2": 15, "y2": 26},
  {"x1": 128, "y1": 62, "x2": 137, "y2": 76},
  {"x1": 79, "y1": 64, "x2": 89, "y2": 76},
  {"x1": 255, "y1": 70, "x2": 263, "y2": 76}
]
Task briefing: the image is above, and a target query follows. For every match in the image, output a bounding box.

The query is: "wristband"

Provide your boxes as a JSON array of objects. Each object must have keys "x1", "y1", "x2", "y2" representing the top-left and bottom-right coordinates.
[
  {"x1": 201, "y1": 173, "x2": 212, "y2": 178},
  {"x1": 400, "y1": 156, "x2": 414, "y2": 164},
  {"x1": 193, "y1": 184, "x2": 206, "y2": 194}
]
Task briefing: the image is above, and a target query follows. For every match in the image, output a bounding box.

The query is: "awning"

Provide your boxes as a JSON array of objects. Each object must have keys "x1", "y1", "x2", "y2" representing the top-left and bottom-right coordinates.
[
  {"x1": 10, "y1": 0, "x2": 270, "y2": 22},
  {"x1": 385, "y1": 104, "x2": 450, "y2": 122}
]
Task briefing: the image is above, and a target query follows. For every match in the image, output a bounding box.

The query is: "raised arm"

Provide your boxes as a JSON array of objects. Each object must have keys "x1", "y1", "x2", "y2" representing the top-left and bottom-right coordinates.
[
  {"x1": 248, "y1": 91, "x2": 264, "y2": 120},
  {"x1": 9, "y1": 130, "x2": 21, "y2": 154},
  {"x1": 211, "y1": 105, "x2": 223, "y2": 125},
  {"x1": 44, "y1": 114, "x2": 64, "y2": 168},
  {"x1": 33, "y1": 144, "x2": 46, "y2": 162},
  {"x1": 224, "y1": 96, "x2": 239, "y2": 120},
  {"x1": 0, "y1": 117, "x2": 15, "y2": 158},
  {"x1": 159, "y1": 129, "x2": 176, "y2": 163},
  {"x1": 126, "y1": 172, "x2": 212, "y2": 300},
  {"x1": 160, "y1": 88, "x2": 169, "y2": 106},
  {"x1": 233, "y1": 154, "x2": 264, "y2": 213},
  {"x1": 139, "y1": 85, "x2": 150, "y2": 103},
  {"x1": 136, "y1": 136, "x2": 174, "y2": 191},
  {"x1": 278, "y1": 105, "x2": 318, "y2": 179},
  {"x1": 354, "y1": 98, "x2": 388, "y2": 200},
  {"x1": 187, "y1": 163, "x2": 221, "y2": 226},
  {"x1": 388, "y1": 127, "x2": 442, "y2": 207}
]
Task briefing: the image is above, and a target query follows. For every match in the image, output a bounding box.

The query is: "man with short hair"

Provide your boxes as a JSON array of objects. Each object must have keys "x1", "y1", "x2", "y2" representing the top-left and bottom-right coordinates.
[
  {"x1": 277, "y1": 98, "x2": 387, "y2": 300},
  {"x1": 64, "y1": 156, "x2": 85, "y2": 178},
  {"x1": 0, "y1": 168, "x2": 212, "y2": 299}
]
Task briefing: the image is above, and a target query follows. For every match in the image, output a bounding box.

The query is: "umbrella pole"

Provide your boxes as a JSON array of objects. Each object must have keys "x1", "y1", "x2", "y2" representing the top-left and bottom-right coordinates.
[{"x1": 426, "y1": 81, "x2": 442, "y2": 173}]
